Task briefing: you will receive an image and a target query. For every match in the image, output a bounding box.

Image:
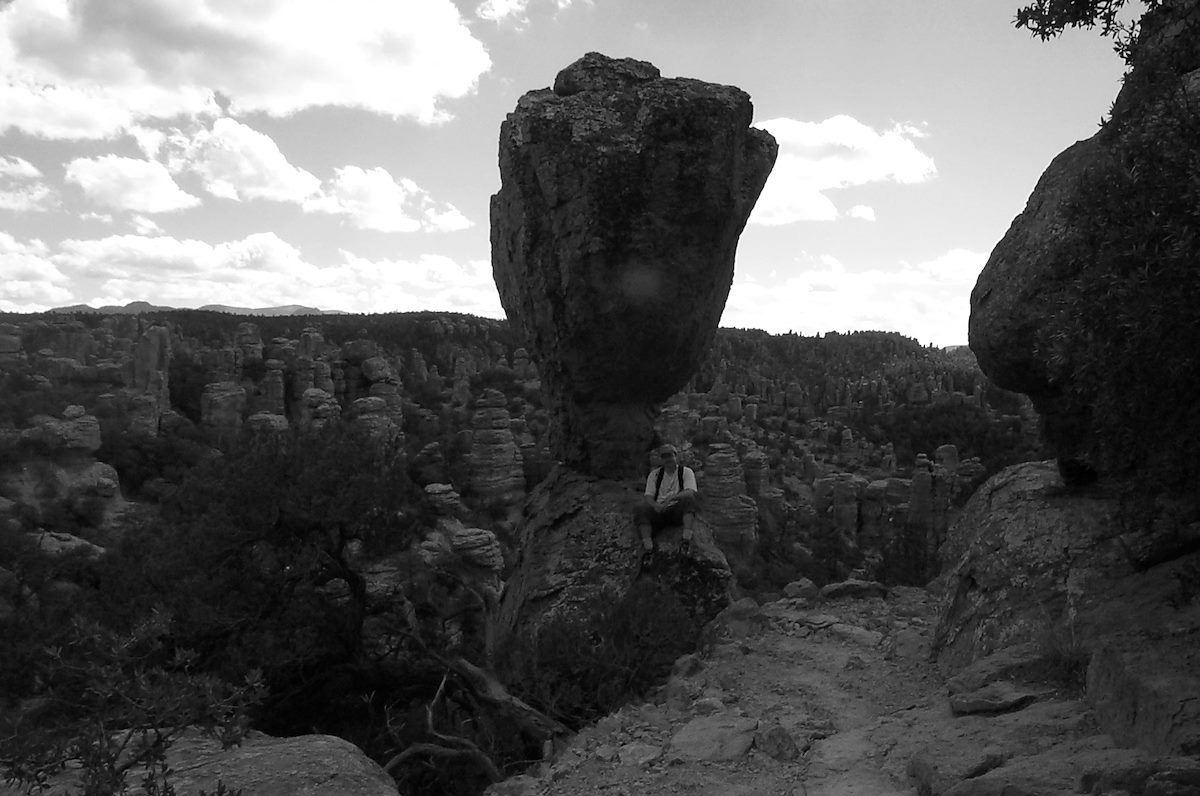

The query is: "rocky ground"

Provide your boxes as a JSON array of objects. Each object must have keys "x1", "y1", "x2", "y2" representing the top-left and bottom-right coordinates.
[{"x1": 487, "y1": 585, "x2": 1200, "y2": 796}]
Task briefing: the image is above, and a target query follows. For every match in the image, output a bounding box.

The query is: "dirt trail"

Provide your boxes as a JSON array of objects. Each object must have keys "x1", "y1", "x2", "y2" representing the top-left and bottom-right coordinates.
[
  {"x1": 489, "y1": 587, "x2": 948, "y2": 795},
  {"x1": 487, "y1": 583, "x2": 1194, "y2": 796}
]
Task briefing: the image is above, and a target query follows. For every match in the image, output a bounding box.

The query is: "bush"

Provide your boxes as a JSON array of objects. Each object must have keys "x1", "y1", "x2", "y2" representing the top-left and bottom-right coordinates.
[
  {"x1": 1038, "y1": 38, "x2": 1200, "y2": 495},
  {"x1": 496, "y1": 581, "x2": 702, "y2": 728}
]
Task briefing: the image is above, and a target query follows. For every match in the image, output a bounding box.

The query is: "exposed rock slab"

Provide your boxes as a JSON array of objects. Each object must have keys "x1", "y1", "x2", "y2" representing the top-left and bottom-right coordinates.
[{"x1": 934, "y1": 460, "x2": 1200, "y2": 756}]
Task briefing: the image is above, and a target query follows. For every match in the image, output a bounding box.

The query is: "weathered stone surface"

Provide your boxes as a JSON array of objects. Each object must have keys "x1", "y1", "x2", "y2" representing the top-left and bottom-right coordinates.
[
  {"x1": 495, "y1": 465, "x2": 733, "y2": 647},
  {"x1": 934, "y1": 460, "x2": 1200, "y2": 756},
  {"x1": 490, "y1": 52, "x2": 776, "y2": 478},
  {"x1": 425, "y1": 482, "x2": 469, "y2": 519},
  {"x1": 349, "y1": 396, "x2": 401, "y2": 443},
  {"x1": 820, "y1": 579, "x2": 888, "y2": 601},
  {"x1": 201, "y1": 381, "x2": 246, "y2": 435},
  {"x1": 298, "y1": 387, "x2": 340, "y2": 431},
  {"x1": 755, "y1": 724, "x2": 800, "y2": 761},
  {"x1": 152, "y1": 731, "x2": 398, "y2": 796},
  {"x1": 701, "y1": 445, "x2": 759, "y2": 569},
  {"x1": 948, "y1": 681, "x2": 1044, "y2": 716},
  {"x1": 247, "y1": 411, "x2": 289, "y2": 434},
  {"x1": 668, "y1": 713, "x2": 757, "y2": 761},
  {"x1": 25, "y1": 530, "x2": 105, "y2": 560},
  {"x1": 467, "y1": 389, "x2": 526, "y2": 509},
  {"x1": 21, "y1": 410, "x2": 102, "y2": 453}
]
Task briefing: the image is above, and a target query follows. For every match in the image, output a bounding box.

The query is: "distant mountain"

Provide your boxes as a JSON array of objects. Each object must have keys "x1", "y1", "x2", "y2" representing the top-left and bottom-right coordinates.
[
  {"x1": 50, "y1": 301, "x2": 176, "y2": 314},
  {"x1": 50, "y1": 301, "x2": 346, "y2": 316},
  {"x1": 198, "y1": 304, "x2": 348, "y2": 316}
]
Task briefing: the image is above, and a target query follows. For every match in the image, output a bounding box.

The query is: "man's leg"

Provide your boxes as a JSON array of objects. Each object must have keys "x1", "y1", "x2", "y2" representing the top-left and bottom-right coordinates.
[
  {"x1": 632, "y1": 502, "x2": 656, "y2": 551},
  {"x1": 678, "y1": 493, "x2": 697, "y2": 545}
]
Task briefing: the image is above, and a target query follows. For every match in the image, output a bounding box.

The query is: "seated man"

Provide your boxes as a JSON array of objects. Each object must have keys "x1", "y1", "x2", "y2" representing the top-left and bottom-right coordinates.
[{"x1": 634, "y1": 444, "x2": 698, "y2": 553}]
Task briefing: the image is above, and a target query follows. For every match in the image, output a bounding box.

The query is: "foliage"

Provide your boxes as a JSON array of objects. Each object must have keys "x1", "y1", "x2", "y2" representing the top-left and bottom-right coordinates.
[
  {"x1": 1015, "y1": 0, "x2": 1158, "y2": 60},
  {"x1": 1, "y1": 426, "x2": 429, "y2": 794},
  {"x1": 496, "y1": 580, "x2": 703, "y2": 729},
  {"x1": 97, "y1": 416, "x2": 211, "y2": 500},
  {"x1": 1, "y1": 608, "x2": 263, "y2": 796},
  {"x1": 1036, "y1": 34, "x2": 1200, "y2": 494}
]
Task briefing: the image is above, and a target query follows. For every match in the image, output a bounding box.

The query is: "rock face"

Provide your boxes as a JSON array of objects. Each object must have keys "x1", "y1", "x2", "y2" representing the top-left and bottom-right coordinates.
[
  {"x1": 700, "y1": 445, "x2": 759, "y2": 571},
  {"x1": 955, "y1": 4, "x2": 1200, "y2": 764},
  {"x1": 491, "y1": 52, "x2": 777, "y2": 479},
  {"x1": 466, "y1": 389, "x2": 526, "y2": 510},
  {"x1": 933, "y1": 461, "x2": 1200, "y2": 756},
  {"x1": 495, "y1": 466, "x2": 733, "y2": 645},
  {"x1": 0, "y1": 731, "x2": 399, "y2": 796}
]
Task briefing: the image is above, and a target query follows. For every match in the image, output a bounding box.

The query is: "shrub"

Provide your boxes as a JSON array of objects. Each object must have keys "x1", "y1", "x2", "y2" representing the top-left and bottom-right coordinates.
[
  {"x1": 1037, "y1": 36, "x2": 1200, "y2": 496},
  {"x1": 496, "y1": 580, "x2": 702, "y2": 728}
]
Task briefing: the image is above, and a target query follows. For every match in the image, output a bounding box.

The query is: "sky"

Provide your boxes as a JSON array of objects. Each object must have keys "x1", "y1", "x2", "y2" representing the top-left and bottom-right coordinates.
[{"x1": 0, "y1": 0, "x2": 1133, "y2": 346}]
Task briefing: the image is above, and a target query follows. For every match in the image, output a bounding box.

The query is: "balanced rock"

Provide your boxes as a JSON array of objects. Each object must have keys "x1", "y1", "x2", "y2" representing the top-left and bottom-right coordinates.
[{"x1": 491, "y1": 52, "x2": 777, "y2": 478}]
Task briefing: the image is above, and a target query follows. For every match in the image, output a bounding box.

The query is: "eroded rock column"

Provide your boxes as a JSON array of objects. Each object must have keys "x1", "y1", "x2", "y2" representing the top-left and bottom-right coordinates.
[{"x1": 491, "y1": 52, "x2": 777, "y2": 478}]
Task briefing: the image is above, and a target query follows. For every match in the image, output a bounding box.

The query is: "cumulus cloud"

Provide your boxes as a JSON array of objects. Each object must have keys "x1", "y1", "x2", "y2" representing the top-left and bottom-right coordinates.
[
  {"x1": 476, "y1": 0, "x2": 577, "y2": 25},
  {"x1": 0, "y1": 233, "x2": 73, "y2": 311},
  {"x1": 0, "y1": 155, "x2": 54, "y2": 211},
  {"x1": 477, "y1": 0, "x2": 531, "y2": 23},
  {"x1": 721, "y1": 248, "x2": 986, "y2": 347},
  {"x1": 164, "y1": 118, "x2": 321, "y2": 202},
  {"x1": 304, "y1": 166, "x2": 472, "y2": 233},
  {"x1": 751, "y1": 115, "x2": 936, "y2": 225},
  {"x1": 3, "y1": 230, "x2": 502, "y2": 315},
  {"x1": 0, "y1": 0, "x2": 492, "y2": 139},
  {"x1": 65, "y1": 155, "x2": 201, "y2": 213}
]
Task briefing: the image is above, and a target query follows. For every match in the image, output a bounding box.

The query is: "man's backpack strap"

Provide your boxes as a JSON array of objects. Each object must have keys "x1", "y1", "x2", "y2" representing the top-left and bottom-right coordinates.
[{"x1": 653, "y1": 466, "x2": 665, "y2": 499}]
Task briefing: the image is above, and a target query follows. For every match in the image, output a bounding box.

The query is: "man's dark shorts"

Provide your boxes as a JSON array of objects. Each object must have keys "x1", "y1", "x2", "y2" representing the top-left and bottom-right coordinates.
[{"x1": 633, "y1": 492, "x2": 697, "y2": 531}]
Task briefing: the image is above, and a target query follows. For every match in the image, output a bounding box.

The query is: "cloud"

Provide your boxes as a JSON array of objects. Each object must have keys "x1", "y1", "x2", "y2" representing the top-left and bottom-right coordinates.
[
  {"x1": 65, "y1": 155, "x2": 201, "y2": 213},
  {"x1": 476, "y1": 0, "x2": 578, "y2": 25},
  {"x1": 304, "y1": 166, "x2": 472, "y2": 233},
  {"x1": 130, "y1": 215, "x2": 163, "y2": 235},
  {"x1": 751, "y1": 115, "x2": 936, "y2": 225},
  {"x1": 721, "y1": 248, "x2": 986, "y2": 347},
  {"x1": 3, "y1": 230, "x2": 503, "y2": 315},
  {"x1": 164, "y1": 118, "x2": 321, "y2": 202},
  {"x1": 0, "y1": 0, "x2": 492, "y2": 139},
  {"x1": 0, "y1": 233, "x2": 73, "y2": 310},
  {"x1": 847, "y1": 205, "x2": 876, "y2": 221},
  {"x1": 0, "y1": 155, "x2": 54, "y2": 211},
  {"x1": 477, "y1": 0, "x2": 531, "y2": 23}
]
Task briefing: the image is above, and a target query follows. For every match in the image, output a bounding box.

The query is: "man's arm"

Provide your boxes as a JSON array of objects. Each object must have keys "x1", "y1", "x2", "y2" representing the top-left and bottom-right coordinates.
[
  {"x1": 643, "y1": 468, "x2": 660, "y2": 509},
  {"x1": 679, "y1": 466, "x2": 698, "y2": 497}
]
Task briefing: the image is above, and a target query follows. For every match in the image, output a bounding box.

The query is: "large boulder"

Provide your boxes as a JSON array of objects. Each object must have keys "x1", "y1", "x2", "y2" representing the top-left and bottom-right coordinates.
[
  {"x1": 933, "y1": 461, "x2": 1200, "y2": 755},
  {"x1": 0, "y1": 731, "x2": 399, "y2": 796},
  {"x1": 491, "y1": 52, "x2": 777, "y2": 479},
  {"x1": 968, "y1": 2, "x2": 1200, "y2": 480}
]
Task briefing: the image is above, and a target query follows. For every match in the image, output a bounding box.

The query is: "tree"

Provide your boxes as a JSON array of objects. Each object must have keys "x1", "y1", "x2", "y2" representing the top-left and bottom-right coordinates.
[{"x1": 1014, "y1": 0, "x2": 1161, "y2": 59}]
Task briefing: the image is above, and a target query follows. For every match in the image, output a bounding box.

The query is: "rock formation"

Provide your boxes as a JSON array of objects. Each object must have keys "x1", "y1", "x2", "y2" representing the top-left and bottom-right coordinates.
[
  {"x1": 969, "y1": 1, "x2": 1200, "y2": 479},
  {"x1": 491, "y1": 53, "x2": 774, "y2": 646},
  {"x1": 466, "y1": 389, "x2": 526, "y2": 512},
  {"x1": 933, "y1": 461, "x2": 1200, "y2": 755},
  {"x1": 700, "y1": 445, "x2": 759, "y2": 572},
  {"x1": 947, "y1": 3, "x2": 1200, "y2": 772},
  {"x1": 491, "y1": 51, "x2": 777, "y2": 479}
]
